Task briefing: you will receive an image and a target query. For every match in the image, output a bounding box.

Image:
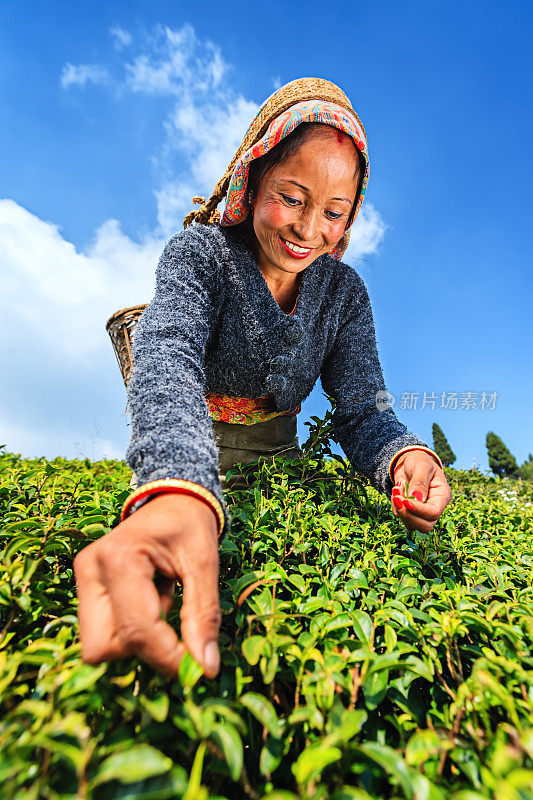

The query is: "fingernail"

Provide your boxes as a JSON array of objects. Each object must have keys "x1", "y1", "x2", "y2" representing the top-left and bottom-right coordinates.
[
  {"x1": 392, "y1": 487, "x2": 401, "y2": 496},
  {"x1": 404, "y1": 499, "x2": 415, "y2": 511},
  {"x1": 412, "y1": 490, "x2": 424, "y2": 502},
  {"x1": 203, "y1": 641, "x2": 220, "y2": 675},
  {"x1": 393, "y1": 496, "x2": 404, "y2": 510}
]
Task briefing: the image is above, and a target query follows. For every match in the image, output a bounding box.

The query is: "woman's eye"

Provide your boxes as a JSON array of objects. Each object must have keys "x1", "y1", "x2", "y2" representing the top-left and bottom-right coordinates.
[
  {"x1": 280, "y1": 194, "x2": 343, "y2": 220},
  {"x1": 281, "y1": 193, "x2": 301, "y2": 205}
]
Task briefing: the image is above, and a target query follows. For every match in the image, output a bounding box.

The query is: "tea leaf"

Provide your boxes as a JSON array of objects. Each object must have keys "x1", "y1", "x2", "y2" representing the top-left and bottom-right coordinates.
[
  {"x1": 178, "y1": 651, "x2": 204, "y2": 689},
  {"x1": 92, "y1": 744, "x2": 173, "y2": 786},
  {"x1": 211, "y1": 722, "x2": 243, "y2": 781},
  {"x1": 292, "y1": 744, "x2": 342, "y2": 784},
  {"x1": 240, "y1": 692, "x2": 281, "y2": 738}
]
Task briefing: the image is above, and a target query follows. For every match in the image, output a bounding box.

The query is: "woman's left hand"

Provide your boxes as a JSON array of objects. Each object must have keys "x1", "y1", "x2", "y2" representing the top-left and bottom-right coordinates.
[{"x1": 391, "y1": 452, "x2": 452, "y2": 532}]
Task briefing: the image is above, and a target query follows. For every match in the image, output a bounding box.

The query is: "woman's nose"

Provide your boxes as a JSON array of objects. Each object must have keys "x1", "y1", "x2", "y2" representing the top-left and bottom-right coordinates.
[{"x1": 291, "y1": 207, "x2": 321, "y2": 243}]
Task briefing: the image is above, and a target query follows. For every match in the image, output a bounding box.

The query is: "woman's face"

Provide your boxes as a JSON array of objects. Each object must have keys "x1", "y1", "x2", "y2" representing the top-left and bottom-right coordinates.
[{"x1": 250, "y1": 127, "x2": 360, "y2": 281}]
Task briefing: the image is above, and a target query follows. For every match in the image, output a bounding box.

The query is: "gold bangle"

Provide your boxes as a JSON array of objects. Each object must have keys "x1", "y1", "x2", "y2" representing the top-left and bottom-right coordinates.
[
  {"x1": 121, "y1": 478, "x2": 225, "y2": 538},
  {"x1": 388, "y1": 446, "x2": 443, "y2": 482}
]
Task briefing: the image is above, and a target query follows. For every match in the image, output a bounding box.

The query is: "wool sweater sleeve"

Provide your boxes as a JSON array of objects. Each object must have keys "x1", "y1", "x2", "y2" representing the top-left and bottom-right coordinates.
[
  {"x1": 124, "y1": 226, "x2": 231, "y2": 538},
  {"x1": 320, "y1": 269, "x2": 430, "y2": 499}
]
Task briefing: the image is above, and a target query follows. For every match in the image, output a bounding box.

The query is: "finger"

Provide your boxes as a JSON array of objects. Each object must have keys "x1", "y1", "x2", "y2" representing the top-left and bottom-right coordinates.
[
  {"x1": 397, "y1": 479, "x2": 452, "y2": 533},
  {"x1": 102, "y1": 548, "x2": 186, "y2": 678},
  {"x1": 179, "y1": 544, "x2": 221, "y2": 679},
  {"x1": 391, "y1": 476, "x2": 436, "y2": 530},
  {"x1": 391, "y1": 479, "x2": 405, "y2": 515},
  {"x1": 404, "y1": 473, "x2": 452, "y2": 521},
  {"x1": 404, "y1": 517, "x2": 436, "y2": 534},
  {"x1": 73, "y1": 546, "x2": 128, "y2": 664},
  {"x1": 391, "y1": 492, "x2": 404, "y2": 514},
  {"x1": 396, "y1": 503, "x2": 438, "y2": 533},
  {"x1": 405, "y1": 459, "x2": 434, "y2": 505}
]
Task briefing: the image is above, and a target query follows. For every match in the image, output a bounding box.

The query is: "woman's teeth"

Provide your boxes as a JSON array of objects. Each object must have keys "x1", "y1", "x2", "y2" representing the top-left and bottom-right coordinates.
[{"x1": 281, "y1": 237, "x2": 311, "y2": 254}]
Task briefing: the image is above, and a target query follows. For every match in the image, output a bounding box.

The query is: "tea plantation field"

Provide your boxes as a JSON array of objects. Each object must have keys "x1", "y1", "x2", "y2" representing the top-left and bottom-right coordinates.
[{"x1": 1, "y1": 416, "x2": 532, "y2": 800}]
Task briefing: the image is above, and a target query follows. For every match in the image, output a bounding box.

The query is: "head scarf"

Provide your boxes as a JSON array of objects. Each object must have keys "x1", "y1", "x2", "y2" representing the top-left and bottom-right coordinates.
[{"x1": 183, "y1": 78, "x2": 369, "y2": 261}]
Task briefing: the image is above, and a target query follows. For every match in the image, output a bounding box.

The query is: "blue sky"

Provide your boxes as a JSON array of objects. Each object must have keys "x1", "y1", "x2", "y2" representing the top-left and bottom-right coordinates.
[{"x1": 1, "y1": 0, "x2": 531, "y2": 474}]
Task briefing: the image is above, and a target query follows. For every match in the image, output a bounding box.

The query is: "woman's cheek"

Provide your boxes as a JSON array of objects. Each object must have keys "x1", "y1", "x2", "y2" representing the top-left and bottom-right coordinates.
[
  {"x1": 258, "y1": 201, "x2": 293, "y2": 230},
  {"x1": 327, "y1": 219, "x2": 347, "y2": 243}
]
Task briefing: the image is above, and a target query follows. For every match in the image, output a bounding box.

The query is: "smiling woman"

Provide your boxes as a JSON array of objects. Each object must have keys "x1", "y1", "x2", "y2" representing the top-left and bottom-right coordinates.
[
  {"x1": 236, "y1": 121, "x2": 366, "y2": 270},
  {"x1": 74, "y1": 77, "x2": 450, "y2": 682},
  {"x1": 237, "y1": 123, "x2": 366, "y2": 293}
]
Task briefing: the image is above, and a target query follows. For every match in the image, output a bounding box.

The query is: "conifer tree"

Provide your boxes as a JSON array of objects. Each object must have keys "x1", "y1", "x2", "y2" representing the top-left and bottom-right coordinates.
[
  {"x1": 486, "y1": 432, "x2": 520, "y2": 478},
  {"x1": 519, "y1": 453, "x2": 533, "y2": 481},
  {"x1": 432, "y1": 423, "x2": 456, "y2": 467}
]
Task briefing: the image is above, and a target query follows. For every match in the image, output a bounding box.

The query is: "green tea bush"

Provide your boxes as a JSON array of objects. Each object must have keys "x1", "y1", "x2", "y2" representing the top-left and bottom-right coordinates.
[{"x1": 0, "y1": 410, "x2": 532, "y2": 800}]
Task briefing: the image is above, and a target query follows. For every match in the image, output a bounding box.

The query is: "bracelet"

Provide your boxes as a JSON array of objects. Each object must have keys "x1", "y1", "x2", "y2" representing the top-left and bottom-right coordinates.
[
  {"x1": 121, "y1": 478, "x2": 225, "y2": 538},
  {"x1": 388, "y1": 446, "x2": 443, "y2": 482}
]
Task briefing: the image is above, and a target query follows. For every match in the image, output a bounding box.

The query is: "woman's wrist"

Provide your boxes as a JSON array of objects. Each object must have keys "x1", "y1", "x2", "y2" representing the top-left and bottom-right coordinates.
[
  {"x1": 121, "y1": 478, "x2": 225, "y2": 538},
  {"x1": 388, "y1": 446, "x2": 443, "y2": 483},
  {"x1": 148, "y1": 493, "x2": 220, "y2": 534}
]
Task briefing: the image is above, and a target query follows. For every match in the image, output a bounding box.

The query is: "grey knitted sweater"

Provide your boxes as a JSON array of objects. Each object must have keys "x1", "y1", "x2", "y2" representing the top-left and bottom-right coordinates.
[{"x1": 125, "y1": 221, "x2": 429, "y2": 537}]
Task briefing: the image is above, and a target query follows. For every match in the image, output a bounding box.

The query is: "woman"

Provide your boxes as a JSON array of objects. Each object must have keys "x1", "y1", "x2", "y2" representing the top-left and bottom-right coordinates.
[{"x1": 74, "y1": 78, "x2": 452, "y2": 681}]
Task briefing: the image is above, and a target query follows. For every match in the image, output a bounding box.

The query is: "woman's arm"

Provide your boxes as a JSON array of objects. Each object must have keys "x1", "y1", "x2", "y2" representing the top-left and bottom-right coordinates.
[
  {"x1": 74, "y1": 225, "x2": 229, "y2": 680},
  {"x1": 319, "y1": 269, "x2": 438, "y2": 501},
  {"x1": 124, "y1": 224, "x2": 231, "y2": 537}
]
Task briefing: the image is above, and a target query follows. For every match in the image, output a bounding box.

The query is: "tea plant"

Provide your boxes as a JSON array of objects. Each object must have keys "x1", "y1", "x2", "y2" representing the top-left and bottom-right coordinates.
[{"x1": 0, "y1": 409, "x2": 532, "y2": 800}]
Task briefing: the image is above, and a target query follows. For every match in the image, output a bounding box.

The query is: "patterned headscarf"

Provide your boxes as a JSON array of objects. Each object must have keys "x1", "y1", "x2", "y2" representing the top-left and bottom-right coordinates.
[{"x1": 218, "y1": 99, "x2": 369, "y2": 261}]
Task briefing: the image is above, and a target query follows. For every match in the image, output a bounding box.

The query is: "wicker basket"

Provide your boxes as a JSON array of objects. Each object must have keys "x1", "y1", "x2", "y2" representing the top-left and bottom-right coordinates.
[{"x1": 105, "y1": 304, "x2": 148, "y2": 389}]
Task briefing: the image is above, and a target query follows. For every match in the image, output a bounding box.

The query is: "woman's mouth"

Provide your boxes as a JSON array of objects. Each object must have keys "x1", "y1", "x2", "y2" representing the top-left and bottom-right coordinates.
[{"x1": 279, "y1": 236, "x2": 313, "y2": 259}]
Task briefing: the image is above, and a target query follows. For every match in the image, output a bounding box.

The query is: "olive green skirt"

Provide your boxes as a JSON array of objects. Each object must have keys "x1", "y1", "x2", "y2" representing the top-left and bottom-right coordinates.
[
  {"x1": 128, "y1": 414, "x2": 301, "y2": 492},
  {"x1": 213, "y1": 414, "x2": 302, "y2": 490}
]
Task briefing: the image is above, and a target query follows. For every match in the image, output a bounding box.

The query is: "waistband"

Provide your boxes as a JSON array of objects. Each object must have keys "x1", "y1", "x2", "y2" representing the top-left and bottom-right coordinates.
[{"x1": 206, "y1": 392, "x2": 301, "y2": 425}]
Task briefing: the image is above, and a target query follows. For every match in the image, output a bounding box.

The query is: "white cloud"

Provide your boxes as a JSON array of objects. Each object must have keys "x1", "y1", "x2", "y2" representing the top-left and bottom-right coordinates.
[
  {"x1": 115, "y1": 22, "x2": 257, "y2": 232},
  {"x1": 344, "y1": 202, "x2": 388, "y2": 266},
  {"x1": 110, "y1": 25, "x2": 132, "y2": 50},
  {"x1": 59, "y1": 22, "x2": 256, "y2": 230},
  {"x1": 153, "y1": 179, "x2": 198, "y2": 235},
  {"x1": 124, "y1": 23, "x2": 227, "y2": 95},
  {"x1": 0, "y1": 199, "x2": 164, "y2": 363},
  {"x1": 156, "y1": 93, "x2": 258, "y2": 232},
  {"x1": 60, "y1": 63, "x2": 110, "y2": 89}
]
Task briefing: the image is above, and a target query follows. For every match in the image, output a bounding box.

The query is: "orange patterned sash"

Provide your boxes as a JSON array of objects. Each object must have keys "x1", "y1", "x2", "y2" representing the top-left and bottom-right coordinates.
[{"x1": 205, "y1": 393, "x2": 301, "y2": 425}]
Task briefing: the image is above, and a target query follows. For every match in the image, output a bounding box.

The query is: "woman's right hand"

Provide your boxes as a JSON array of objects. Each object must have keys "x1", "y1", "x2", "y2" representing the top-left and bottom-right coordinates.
[{"x1": 73, "y1": 493, "x2": 221, "y2": 679}]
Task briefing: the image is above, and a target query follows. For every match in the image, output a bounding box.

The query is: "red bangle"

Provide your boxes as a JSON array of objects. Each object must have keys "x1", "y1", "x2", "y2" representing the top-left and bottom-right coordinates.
[
  {"x1": 388, "y1": 446, "x2": 443, "y2": 482},
  {"x1": 121, "y1": 479, "x2": 225, "y2": 538}
]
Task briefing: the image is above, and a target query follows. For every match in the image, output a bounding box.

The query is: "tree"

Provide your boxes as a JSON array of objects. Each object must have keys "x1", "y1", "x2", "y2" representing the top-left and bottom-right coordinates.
[
  {"x1": 432, "y1": 423, "x2": 456, "y2": 467},
  {"x1": 518, "y1": 453, "x2": 533, "y2": 481},
  {"x1": 486, "y1": 432, "x2": 520, "y2": 478}
]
